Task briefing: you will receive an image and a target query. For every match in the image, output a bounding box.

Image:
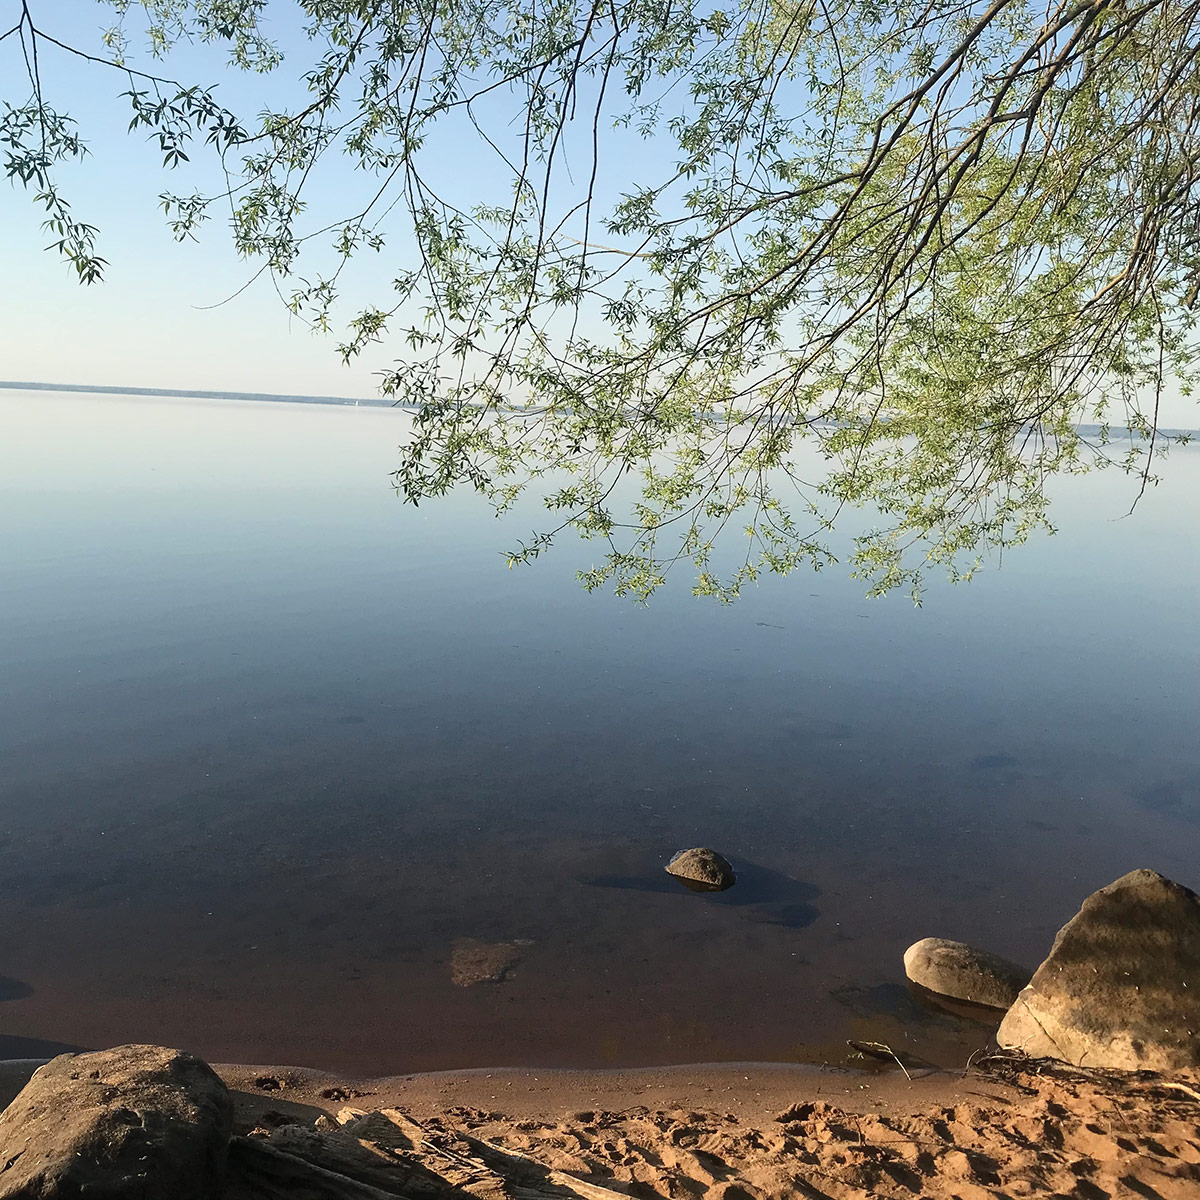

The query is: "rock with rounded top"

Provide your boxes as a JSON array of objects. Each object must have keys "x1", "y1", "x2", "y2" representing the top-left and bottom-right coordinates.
[
  {"x1": 0, "y1": 1043, "x2": 233, "y2": 1199},
  {"x1": 997, "y1": 869, "x2": 1200, "y2": 1071},
  {"x1": 903, "y1": 937, "x2": 1030, "y2": 1010},
  {"x1": 665, "y1": 848, "x2": 736, "y2": 890}
]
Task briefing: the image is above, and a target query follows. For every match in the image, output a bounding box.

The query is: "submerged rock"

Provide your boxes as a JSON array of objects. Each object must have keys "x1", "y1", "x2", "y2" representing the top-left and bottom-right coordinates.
[
  {"x1": 665, "y1": 848, "x2": 736, "y2": 891},
  {"x1": 903, "y1": 938, "x2": 1030, "y2": 1010},
  {"x1": 450, "y1": 937, "x2": 525, "y2": 986},
  {"x1": 997, "y1": 869, "x2": 1200, "y2": 1071},
  {"x1": 0, "y1": 1043, "x2": 232, "y2": 1199}
]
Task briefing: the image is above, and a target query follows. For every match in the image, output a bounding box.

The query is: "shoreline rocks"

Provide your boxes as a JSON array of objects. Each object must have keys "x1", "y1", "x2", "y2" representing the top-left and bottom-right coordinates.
[
  {"x1": 997, "y1": 868, "x2": 1200, "y2": 1072},
  {"x1": 0, "y1": 1044, "x2": 232, "y2": 1199},
  {"x1": 903, "y1": 938, "x2": 1030, "y2": 1010},
  {"x1": 665, "y1": 848, "x2": 736, "y2": 891}
]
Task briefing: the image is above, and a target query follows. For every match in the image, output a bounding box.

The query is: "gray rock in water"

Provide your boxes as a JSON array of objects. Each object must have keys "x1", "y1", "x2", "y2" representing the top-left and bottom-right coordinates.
[
  {"x1": 665, "y1": 847, "x2": 736, "y2": 890},
  {"x1": 0, "y1": 1044, "x2": 233, "y2": 1199},
  {"x1": 997, "y1": 869, "x2": 1200, "y2": 1072},
  {"x1": 903, "y1": 937, "x2": 1030, "y2": 1010}
]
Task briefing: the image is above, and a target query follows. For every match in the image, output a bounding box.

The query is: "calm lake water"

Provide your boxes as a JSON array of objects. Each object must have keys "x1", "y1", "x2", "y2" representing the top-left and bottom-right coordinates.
[{"x1": 1, "y1": 387, "x2": 1198, "y2": 1075}]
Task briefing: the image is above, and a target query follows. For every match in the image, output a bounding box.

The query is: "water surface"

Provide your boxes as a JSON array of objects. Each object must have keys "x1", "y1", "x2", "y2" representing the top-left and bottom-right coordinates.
[{"x1": 1, "y1": 388, "x2": 1198, "y2": 1073}]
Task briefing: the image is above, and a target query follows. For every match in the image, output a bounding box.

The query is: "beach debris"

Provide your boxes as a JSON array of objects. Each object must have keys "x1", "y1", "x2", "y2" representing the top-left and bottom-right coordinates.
[
  {"x1": 225, "y1": 1106, "x2": 630, "y2": 1200},
  {"x1": 665, "y1": 847, "x2": 736, "y2": 891},
  {"x1": 846, "y1": 1040, "x2": 916, "y2": 1079},
  {"x1": 0, "y1": 1044, "x2": 233, "y2": 1200},
  {"x1": 227, "y1": 1119, "x2": 453, "y2": 1199},
  {"x1": 998, "y1": 868, "x2": 1200, "y2": 1071},
  {"x1": 903, "y1": 937, "x2": 1030, "y2": 1009},
  {"x1": 450, "y1": 937, "x2": 525, "y2": 986}
]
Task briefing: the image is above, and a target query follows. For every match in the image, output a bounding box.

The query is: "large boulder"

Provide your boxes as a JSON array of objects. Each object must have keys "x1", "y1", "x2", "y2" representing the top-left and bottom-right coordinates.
[
  {"x1": 665, "y1": 848, "x2": 736, "y2": 891},
  {"x1": 903, "y1": 938, "x2": 1030, "y2": 1009},
  {"x1": 0, "y1": 1044, "x2": 233, "y2": 1199},
  {"x1": 997, "y1": 869, "x2": 1200, "y2": 1071}
]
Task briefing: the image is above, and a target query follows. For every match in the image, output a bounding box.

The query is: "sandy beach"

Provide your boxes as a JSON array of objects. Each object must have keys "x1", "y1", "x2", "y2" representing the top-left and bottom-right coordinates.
[
  {"x1": 222, "y1": 1057, "x2": 1200, "y2": 1198},
  {"x1": 4, "y1": 1053, "x2": 1192, "y2": 1199}
]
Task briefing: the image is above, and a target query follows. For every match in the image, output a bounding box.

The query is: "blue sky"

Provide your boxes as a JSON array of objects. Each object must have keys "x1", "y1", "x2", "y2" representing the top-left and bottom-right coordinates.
[
  {"x1": 0, "y1": 2, "x2": 500, "y2": 396},
  {"x1": 1, "y1": 2, "x2": 1196, "y2": 430},
  {"x1": 0, "y1": 1, "x2": 676, "y2": 398}
]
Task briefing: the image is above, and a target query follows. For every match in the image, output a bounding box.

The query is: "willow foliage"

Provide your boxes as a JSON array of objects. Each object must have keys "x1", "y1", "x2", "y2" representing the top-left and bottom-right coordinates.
[{"x1": 5, "y1": 0, "x2": 1198, "y2": 598}]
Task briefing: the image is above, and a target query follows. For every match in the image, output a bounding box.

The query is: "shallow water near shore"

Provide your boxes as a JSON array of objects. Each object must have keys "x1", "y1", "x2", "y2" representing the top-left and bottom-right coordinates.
[{"x1": 1, "y1": 388, "x2": 1198, "y2": 1075}]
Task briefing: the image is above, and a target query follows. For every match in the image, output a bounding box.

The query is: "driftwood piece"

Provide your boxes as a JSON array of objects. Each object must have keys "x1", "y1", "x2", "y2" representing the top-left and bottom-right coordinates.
[
  {"x1": 356, "y1": 1110, "x2": 629, "y2": 1200},
  {"x1": 340, "y1": 1107, "x2": 505, "y2": 1193},
  {"x1": 225, "y1": 1135, "x2": 406, "y2": 1200},
  {"x1": 265, "y1": 1123, "x2": 463, "y2": 1196},
  {"x1": 222, "y1": 1109, "x2": 631, "y2": 1200}
]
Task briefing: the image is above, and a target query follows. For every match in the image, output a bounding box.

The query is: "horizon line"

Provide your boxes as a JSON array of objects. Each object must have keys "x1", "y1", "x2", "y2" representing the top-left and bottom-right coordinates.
[
  {"x1": 2, "y1": 380, "x2": 1193, "y2": 440},
  {"x1": 0, "y1": 379, "x2": 396, "y2": 407}
]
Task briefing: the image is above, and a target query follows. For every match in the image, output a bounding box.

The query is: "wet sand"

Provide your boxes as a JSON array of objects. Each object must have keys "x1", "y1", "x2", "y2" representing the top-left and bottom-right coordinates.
[{"x1": 216, "y1": 1058, "x2": 997, "y2": 1126}]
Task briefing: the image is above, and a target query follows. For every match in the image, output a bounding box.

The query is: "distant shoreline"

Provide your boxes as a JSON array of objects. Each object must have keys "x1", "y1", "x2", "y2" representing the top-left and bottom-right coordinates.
[
  {"x1": 0, "y1": 380, "x2": 395, "y2": 408},
  {"x1": 2, "y1": 381, "x2": 1193, "y2": 439}
]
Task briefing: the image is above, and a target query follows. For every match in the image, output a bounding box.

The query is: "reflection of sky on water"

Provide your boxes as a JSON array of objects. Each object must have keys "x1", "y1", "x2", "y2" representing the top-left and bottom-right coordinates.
[{"x1": 0, "y1": 388, "x2": 1198, "y2": 1073}]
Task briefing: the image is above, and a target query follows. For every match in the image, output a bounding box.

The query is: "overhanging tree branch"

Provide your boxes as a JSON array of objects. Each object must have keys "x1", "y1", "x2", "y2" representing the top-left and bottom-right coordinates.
[{"x1": 3, "y1": 0, "x2": 1197, "y2": 600}]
